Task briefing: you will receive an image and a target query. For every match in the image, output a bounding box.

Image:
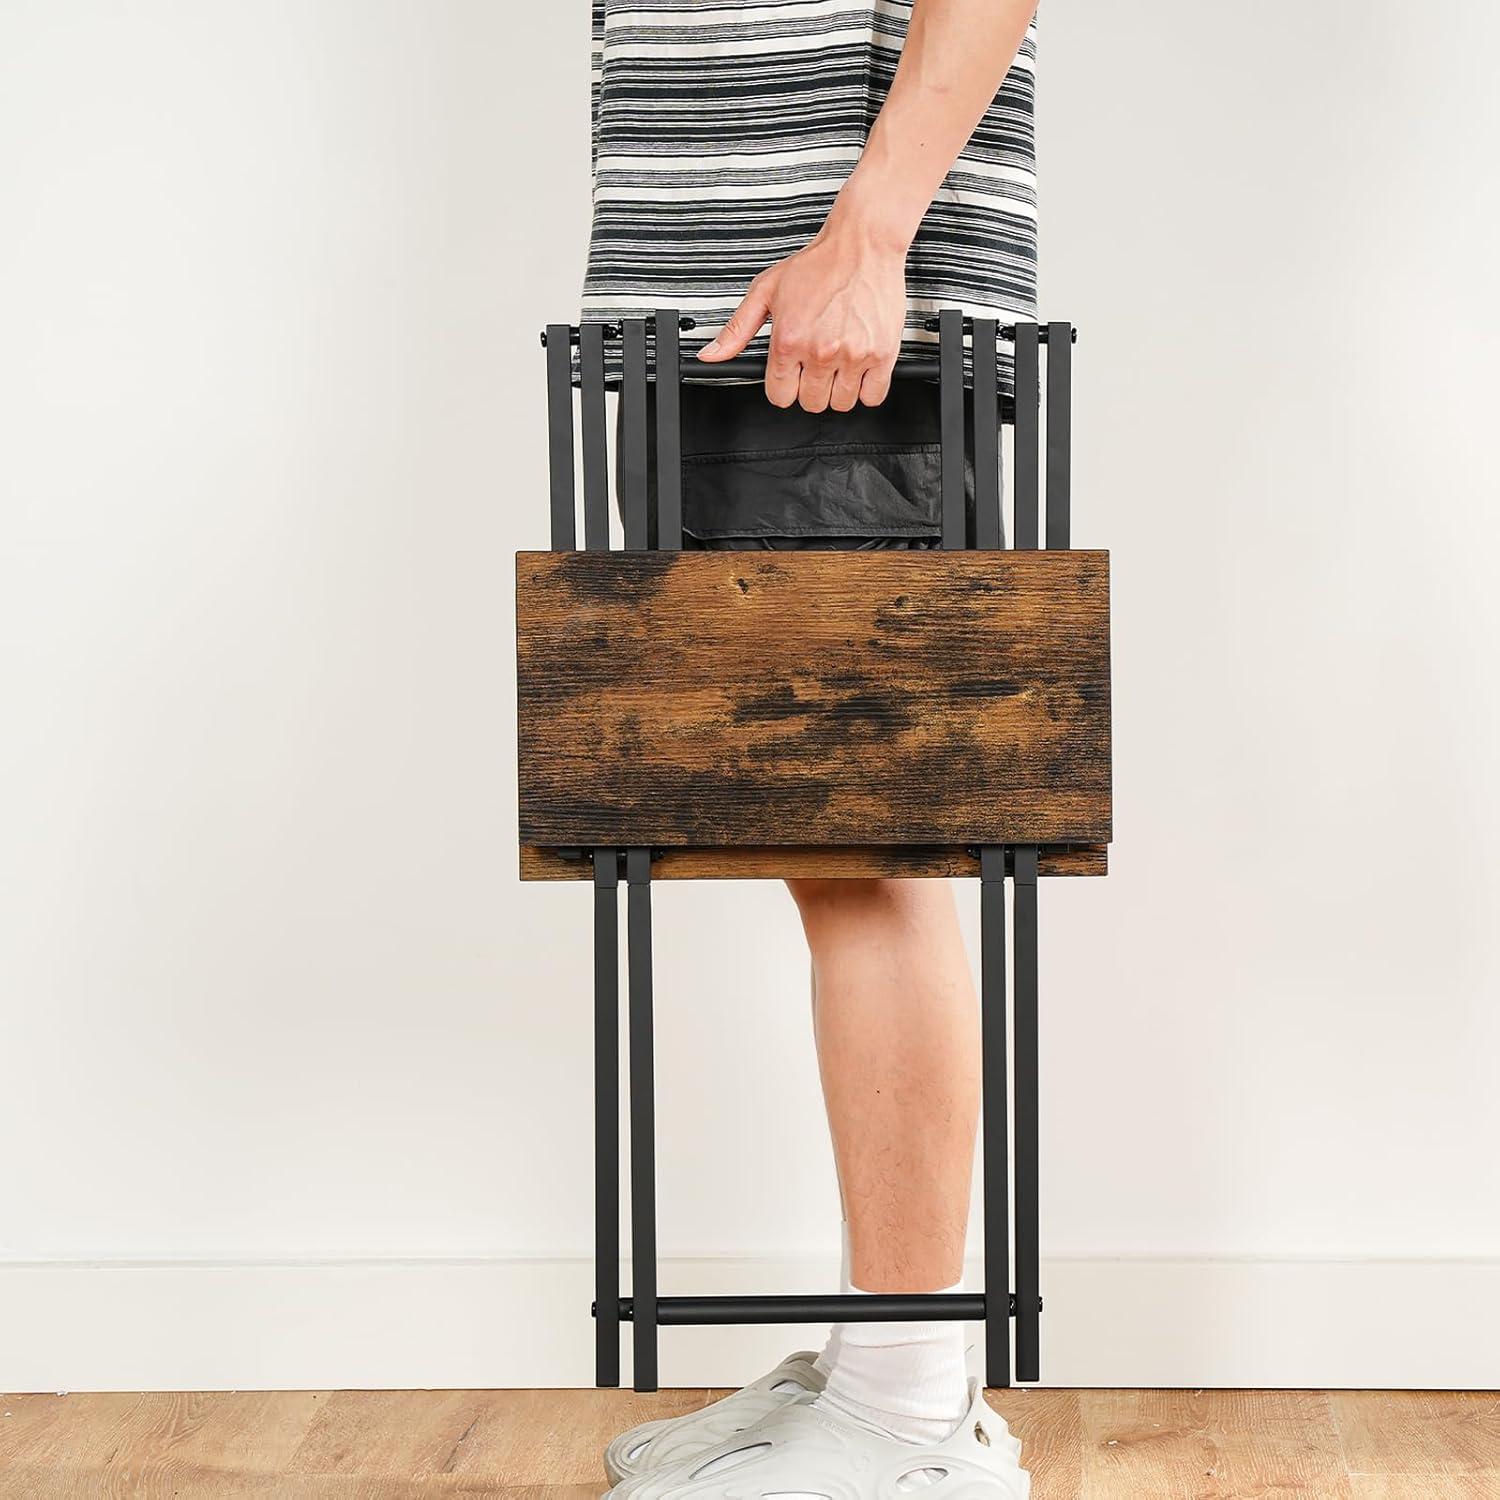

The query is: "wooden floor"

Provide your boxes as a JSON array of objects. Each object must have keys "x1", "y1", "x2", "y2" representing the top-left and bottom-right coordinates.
[{"x1": 2, "y1": 1388, "x2": 1497, "y2": 1498}]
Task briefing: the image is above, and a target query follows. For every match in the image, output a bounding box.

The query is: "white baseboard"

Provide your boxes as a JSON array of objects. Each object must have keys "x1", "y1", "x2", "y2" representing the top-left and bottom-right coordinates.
[{"x1": 3, "y1": 1253, "x2": 1496, "y2": 1393}]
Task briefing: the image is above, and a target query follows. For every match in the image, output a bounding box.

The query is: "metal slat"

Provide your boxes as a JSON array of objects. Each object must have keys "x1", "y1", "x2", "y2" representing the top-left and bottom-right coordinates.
[
  {"x1": 1014, "y1": 324, "x2": 1040, "y2": 550},
  {"x1": 1012, "y1": 845, "x2": 1041, "y2": 1381},
  {"x1": 626, "y1": 846, "x2": 658, "y2": 1390},
  {"x1": 1046, "y1": 321, "x2": 1072, "y2": 549},
  {"x1": 653, "y1": 311, "x2": 682, "y2": 551},
  {"x1": 973, "y1": 319, "x2": 1002, "y2": 550},
  {"x1": 592, "y1": 849, "x2": 620, "y2": 1387},
  {"x1": 939, "y1": 309, "x2": 967, "y2": 550},
  {"x1": 545, "y1": 324, "x2": 576, "y2": 550},
  {"x1": 980, "y1": 846, "x2": 1012, "y2": 1388},
  {"x1": 580, "y1": 323, "x2": 610, "y2": 551},
  {"x1": 620, "y1": 320, "x2": 650, "y2": 551}
]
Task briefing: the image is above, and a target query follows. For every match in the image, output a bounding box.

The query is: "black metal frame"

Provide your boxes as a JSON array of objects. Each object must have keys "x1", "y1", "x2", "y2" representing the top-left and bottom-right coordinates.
[{"x1": 543, "y1": 311, "x2": 1074, "y2": 1391}]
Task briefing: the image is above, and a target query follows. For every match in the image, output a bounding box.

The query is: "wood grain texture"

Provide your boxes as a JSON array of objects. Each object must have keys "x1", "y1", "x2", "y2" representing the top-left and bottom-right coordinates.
[
  {"x1": 1079, "y1": 1388, "x2": 1354, "y2": 1499},
  {"x1": 284, "y1": 1388, "x2": 496, "y2": 1480},
  {"x1": 516, "y1": 549, "x2": 1111, "y2": 850},
  {"x1": 1332, "y1": 1390, "x2": 1500, "y2": 1483},
  {"x1": 519, "y1": 842, "x2": 1108, "y2": 881},
  {"x1": 988, "y1": 1389, "x2": 1088, "y2": 1498},
  {"x1": 5, "y1": 1388, "x2": 1494, "y2": 1498},
  {"x1": 0, "y1": 1387, "x2": 709, "y2": 1498},
  {"x1": 1349, "y1": 1480, "x2": 1499, "y2": 1499}
]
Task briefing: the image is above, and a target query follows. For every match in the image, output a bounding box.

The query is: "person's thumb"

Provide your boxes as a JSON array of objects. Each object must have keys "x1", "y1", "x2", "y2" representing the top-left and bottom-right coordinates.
[{"x1": 696, "y1": 277, "x2": 773, "y2": 361}]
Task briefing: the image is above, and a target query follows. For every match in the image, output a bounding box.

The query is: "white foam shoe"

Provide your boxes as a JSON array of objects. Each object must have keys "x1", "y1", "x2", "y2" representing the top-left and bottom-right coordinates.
[
  {"x1": 604, "y1": 1350, "x2": 826, "y2": 1485},
  {"x1": 603, "y1": 1377, "x2": 1029, "y2": 1498}
]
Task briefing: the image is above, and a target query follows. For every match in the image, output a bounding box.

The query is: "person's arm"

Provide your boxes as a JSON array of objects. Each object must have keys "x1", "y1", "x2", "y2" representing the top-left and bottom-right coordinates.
[{"x1": 697, "y1": 0, "x2": 1036, "y2": 412}]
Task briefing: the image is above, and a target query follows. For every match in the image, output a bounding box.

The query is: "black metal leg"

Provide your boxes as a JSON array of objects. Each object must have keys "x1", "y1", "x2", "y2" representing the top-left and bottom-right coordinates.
[
  {"x1": 939, "y1": 308, "x2": 967, "y2": 550},
  {"x1": 654, "y1": 310, "x2": 682, "y2": 551},
  {"x1": 593, "y1": 849, "x2": 621, "y2": 1387},
  {"x1": 972, "y1": 319, "x2": 1002, "y2": 551},
  {"x1": 644, "y1": 384, "x2": 660, "y2": 551},
  {"x1": 1012, "y1": 845, "x2": 1041, "y2": 1381},
  {"x1": 1013, "y1": 323, "x2": 1040, "y2": 551},
  {"x1": 980, "y1": 846, "x2": 1011, "y2": 1389},
  {"x1": 545, "y1": 323, "x2": 576, "y2": 551},
  {"x1": 621, "y1": 319, "x2": 650, "y2": 552},
  {"x1": 580, "y1": 323, "x2": 609, "y2": 552},
  {"x1": 626, "y1": 846, "x2": 658, "y2": 1391},
  {"x1": 1045, "y1": 322, "x2": 1072, "y2": 549}
]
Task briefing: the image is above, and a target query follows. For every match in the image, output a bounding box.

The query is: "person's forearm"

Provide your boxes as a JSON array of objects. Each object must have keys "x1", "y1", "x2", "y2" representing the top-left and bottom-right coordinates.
[{"x1": 830, "y1": 0, "x2": 1036, "y2": 254}]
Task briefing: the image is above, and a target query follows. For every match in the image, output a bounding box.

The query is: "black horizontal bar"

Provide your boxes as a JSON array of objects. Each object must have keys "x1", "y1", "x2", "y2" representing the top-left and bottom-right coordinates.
[
  {"x1": 603, "y1": 1293, "x2": 1015, "y2": 1325},
  {"x1": 920, "y1": 318, "x2": 1079, "y2": 344},
  {"x1": 559, "y1": 356, "x2": 948, "y2": 389},
  {"x1": 544, "y1": 321, "x2": 1077, "y2": 350},
  {"x1": 551, "y1": 845, "x2": 1094, "y2": 867},
  {"x1": 540, "y1": 317, "x2": 696, "y2": 347},
  {"x1": 680, "y1": 358, "x2": 943, "y2": 382}
]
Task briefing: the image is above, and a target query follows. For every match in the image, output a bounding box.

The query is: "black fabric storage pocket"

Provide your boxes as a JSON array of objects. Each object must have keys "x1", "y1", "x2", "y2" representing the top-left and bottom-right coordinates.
[{"x1": 615, "y1": 378, "x2": 995, "y2": 547}]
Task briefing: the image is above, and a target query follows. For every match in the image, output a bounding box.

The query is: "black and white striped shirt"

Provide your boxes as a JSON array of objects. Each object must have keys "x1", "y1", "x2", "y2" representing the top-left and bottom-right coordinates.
[{"x1": 583, "y1": 1, "x2": 1038, "y2": 378}]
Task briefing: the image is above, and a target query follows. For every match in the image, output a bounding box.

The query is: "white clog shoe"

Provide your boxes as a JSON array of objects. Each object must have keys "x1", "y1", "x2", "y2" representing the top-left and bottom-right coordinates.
[
  {"x1": 604, "y1": 1377, "x2": 1029, "y2": 1498},
  {"x1": 604, "y1": 1349, "x2": 826, "y2": 1485}
]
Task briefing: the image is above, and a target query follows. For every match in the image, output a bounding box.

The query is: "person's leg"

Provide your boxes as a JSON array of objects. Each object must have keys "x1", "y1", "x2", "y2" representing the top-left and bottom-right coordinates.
[{"x1": 788, "y1": 875, "x2": 980, "y2": 1443}]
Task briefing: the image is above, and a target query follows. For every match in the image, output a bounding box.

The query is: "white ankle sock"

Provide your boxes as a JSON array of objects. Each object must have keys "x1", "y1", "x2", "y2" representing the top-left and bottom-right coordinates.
[
  {"x1": 813, "y1": 1234, "x2": 970, "y2": 1446},
  {"x1": 812, "y1": 1219, "x2": 853, "y2": 1383}
]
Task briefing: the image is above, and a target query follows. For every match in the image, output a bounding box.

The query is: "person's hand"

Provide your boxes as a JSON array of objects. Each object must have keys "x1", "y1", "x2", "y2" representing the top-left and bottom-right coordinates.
[{"x1": 696, "y1": 216, "x2": 908, "y2": 411}]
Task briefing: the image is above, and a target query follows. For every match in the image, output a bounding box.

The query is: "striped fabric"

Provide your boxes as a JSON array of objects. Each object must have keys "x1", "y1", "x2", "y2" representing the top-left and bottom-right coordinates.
[{"x1": 582, "y1": 0, "x2": 1038, "y2": 385}]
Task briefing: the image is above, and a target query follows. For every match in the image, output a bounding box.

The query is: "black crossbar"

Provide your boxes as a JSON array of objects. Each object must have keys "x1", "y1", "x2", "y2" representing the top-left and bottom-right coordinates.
[
  {"x1": 542, "y1": 321, "x2": 1072, "y2": 347},
  {"x1": 682, "y1": 357, "x2": 943, "y2": 383},
  {"x1": 610, "y1": 1294, "x2": 1018, "y2": 1326}
]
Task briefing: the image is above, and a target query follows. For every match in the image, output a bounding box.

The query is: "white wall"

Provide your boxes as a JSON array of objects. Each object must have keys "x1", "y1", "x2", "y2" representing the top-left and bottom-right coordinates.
[{"x1": 2, "y1": 1, "x2": 1497, "y2": 1391}]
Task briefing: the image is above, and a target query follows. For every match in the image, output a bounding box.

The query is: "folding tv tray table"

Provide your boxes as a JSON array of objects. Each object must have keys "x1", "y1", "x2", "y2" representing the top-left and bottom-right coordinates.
[{"x1": 517, "y1": 310, "x2": 1111, "y2": 1394}]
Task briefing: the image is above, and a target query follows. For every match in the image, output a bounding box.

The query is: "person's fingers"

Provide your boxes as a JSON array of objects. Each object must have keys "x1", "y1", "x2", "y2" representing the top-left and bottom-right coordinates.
[
  {"x1": 830, "y1": 361, "x2": 866, "y2": 413},
  {"x1": 858, "y1": 354, "x2": 897, "y2": 408},
  {"x1": 804, "y1": 364, "x2": 840, "y2": 411},
  {"x1": 764, "y1": 318, "x2": 806, "y2": 407},
  {"x1": 696, "y1": 275, "x2": 773, "y2": 362},
  {"x1": 792, "y1": 351, "x2": 840, "y2": 417},
  {"x1": 779, "y1": 330, "x2": 840, "y2": 413},
  {"x1": 764, "y1": 348, "x2": 801, "y2": 408}
]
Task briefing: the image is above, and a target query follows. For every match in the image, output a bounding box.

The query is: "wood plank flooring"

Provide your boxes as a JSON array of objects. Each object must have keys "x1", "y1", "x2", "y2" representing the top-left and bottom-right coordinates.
[{"x1": 1, "y1": 1388, "x2": 1496, "y2": 1498}]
